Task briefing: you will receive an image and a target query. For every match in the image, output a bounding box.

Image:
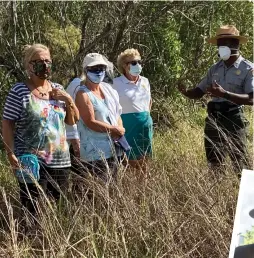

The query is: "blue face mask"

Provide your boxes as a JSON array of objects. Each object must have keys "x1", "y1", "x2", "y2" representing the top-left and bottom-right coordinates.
[
  {"x1": 87, "y1": 70, "x2": 105, "y2": 84},
  {"x1": 129, "y1": 64, "x2": 142, "y2": 76}
]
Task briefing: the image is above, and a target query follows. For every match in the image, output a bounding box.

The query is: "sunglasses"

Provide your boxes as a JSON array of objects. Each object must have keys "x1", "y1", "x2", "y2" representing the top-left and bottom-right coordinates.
[
  {"x1": 86, "y1": 65, "x2": 106, "y2": 72},
  {"x1": 127, "y1": 60, "x2": 142, "y2": 66}
]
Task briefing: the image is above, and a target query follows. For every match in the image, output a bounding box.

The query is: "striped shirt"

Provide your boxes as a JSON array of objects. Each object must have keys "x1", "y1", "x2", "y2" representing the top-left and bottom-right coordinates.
[{"x1": 3, "y1": 82, "x2": 71, "y2": 168}]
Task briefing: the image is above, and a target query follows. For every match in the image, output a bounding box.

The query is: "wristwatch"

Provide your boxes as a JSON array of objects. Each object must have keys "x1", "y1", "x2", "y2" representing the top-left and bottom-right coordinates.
[{"x1": 223, "y1": 91, "x2": 230, "y2": 100}]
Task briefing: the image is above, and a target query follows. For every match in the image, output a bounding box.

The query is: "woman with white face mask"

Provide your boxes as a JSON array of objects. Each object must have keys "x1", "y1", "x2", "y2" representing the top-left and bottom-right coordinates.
[
  {"x1": 74, "y1": 53, "x2": 125, "y2": 183},
  {"x1": 113, "y1": 49, "x2": 153, "y2": 175}
]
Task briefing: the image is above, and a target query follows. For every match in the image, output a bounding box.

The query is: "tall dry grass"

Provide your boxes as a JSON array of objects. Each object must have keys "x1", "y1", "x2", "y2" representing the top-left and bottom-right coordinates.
[{"x1": 0, "y1": 108, "x2": 252, "y2": 258}]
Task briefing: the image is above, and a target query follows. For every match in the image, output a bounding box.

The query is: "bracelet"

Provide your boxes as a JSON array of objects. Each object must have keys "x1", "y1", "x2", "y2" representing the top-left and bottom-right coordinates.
[{"x1": 6, "y1": 151, "x2": 13, "y2": 156}]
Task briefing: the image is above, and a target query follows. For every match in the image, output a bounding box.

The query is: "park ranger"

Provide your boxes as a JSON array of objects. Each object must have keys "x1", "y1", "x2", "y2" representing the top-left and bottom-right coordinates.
[{"x1": 178, "y1": 25, "x2": 253, "y2": 174}]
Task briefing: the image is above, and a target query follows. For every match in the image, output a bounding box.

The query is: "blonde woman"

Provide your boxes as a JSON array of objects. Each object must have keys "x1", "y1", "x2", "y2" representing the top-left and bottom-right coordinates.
[
  {"x1": 113, "y1": 49, "x2": 153, "y2": 171},
  {"x1": 72, "y1": 53, "x2": 124, "y2": 183},
  {"x1": 2, "y1": 44, "x2": 79, "y2": 216},
  {"x1": 66, "y1": 55, "x2": 115, "y2": 162}
]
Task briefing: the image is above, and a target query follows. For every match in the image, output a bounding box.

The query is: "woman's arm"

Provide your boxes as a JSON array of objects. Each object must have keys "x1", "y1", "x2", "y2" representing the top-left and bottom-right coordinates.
[
  {"x1": 2, "y1": 119, "x2": 15, "y2": 153},
  {"x1": 2, "y1": 119, "x2": 19, "y2": 169},
  {"x1": 75, "y1": 91, "x2": 124, "y2": 136},
  {"x1": 118, "y1": 116, "x2": 123, "y2": 127},
  {"x1": 66, "y1": 124, "x2": 80, "y2": 157},
  {"x1": 64, "y1": 96, "x2": 80, "y2": 125},
  {"x1": 51, "y1": 88, "x2": 79, "y2": 125}
]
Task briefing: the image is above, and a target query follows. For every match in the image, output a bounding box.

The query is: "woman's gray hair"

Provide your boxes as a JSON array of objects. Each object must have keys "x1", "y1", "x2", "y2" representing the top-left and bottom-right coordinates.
[{"x1": 22, "y1": 44, "x2": 50, "y2": 70}]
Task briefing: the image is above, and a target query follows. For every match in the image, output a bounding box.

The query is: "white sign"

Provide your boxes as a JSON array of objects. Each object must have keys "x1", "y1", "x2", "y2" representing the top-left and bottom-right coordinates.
[{"x1": 228, "y1": 169, "x2": 254, "y2": 258}]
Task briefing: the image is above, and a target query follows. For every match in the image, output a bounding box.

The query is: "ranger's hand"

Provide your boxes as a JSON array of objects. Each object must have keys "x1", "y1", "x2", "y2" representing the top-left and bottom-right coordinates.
[
  {"x1": 177, "y1": 82, "x2": 187, "y2": 96},
  {"x1": 206, "y1": 81, "x2": 226, "y2": 98}
]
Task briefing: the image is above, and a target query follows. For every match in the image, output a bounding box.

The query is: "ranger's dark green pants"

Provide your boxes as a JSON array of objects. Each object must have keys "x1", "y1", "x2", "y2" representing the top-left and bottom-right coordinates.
[{"x1": 204, "y1": 109, "x2": 250, "y2": 171}]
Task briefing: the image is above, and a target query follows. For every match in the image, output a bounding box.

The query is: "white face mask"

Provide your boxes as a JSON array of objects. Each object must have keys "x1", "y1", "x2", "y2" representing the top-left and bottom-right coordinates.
[
  {"x1": 218, "y1": 46, "x2": 238, "y2": 61},
  {"x1": 129, "y1": 64, "x2": 142, "y2": 76}
]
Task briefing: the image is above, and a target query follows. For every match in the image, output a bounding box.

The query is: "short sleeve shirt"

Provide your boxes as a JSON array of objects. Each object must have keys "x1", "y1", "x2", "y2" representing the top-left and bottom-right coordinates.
[
  {"x1": 65, "y1": 77, "x2": 82, "y2": 140},
  {"x1": 197, "y1": 56, "x2": 253, "y2": 102},
  {"x1": 3, "y1": 82, "x2": 71, "y2": 168},
  {"x1": 112, "y1": 75, "x2": 151, "y2": 114},
  {"x1": 66, "y1": 77, "x2": 82, "y2": 100}
]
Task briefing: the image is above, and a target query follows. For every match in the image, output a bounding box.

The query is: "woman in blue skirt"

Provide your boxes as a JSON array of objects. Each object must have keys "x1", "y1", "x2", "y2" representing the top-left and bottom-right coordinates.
[{"x1": 113, "y1": 48, "x2": 153, "y2": 172}]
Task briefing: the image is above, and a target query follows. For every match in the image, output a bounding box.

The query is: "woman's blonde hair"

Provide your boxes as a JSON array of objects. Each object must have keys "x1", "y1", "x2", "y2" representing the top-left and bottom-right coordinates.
[
  {"x1": 117, "y1": 48, "x2": 141, "y2": 74},
  {"x1": 23, "y1": 44, "x2": 50, "y2": 70}
]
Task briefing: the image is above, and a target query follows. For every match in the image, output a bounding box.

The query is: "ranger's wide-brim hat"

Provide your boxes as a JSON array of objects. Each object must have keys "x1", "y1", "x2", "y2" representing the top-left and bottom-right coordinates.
[{"x1": 206, "y1": 25, "x2": 248, "y2": 45}]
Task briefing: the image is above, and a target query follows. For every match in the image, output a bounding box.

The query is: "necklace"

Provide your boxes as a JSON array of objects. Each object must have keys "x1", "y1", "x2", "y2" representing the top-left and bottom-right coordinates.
[{"x1": 36, "y1": 83, "x2": 49, "y2": 97}]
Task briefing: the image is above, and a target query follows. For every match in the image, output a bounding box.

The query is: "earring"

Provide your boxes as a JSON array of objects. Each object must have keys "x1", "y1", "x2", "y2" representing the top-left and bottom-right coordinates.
[{"x1": 25, "y1": 70, "x2": 31, "y2": 79}]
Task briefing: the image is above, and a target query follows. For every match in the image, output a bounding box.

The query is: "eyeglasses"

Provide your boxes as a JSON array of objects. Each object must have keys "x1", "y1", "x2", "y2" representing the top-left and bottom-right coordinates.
[
  {"x1": 30, "y1": 59, "x2": 52, "y2": 65},
  {"x1": 127, "y1": 60, "x2": 142, "y2": 66}
]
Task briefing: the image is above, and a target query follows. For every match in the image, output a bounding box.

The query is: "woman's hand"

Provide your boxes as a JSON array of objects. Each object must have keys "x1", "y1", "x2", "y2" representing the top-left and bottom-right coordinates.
[
  {"x1": 117, "y1": 126, "x2": 125, "y2": 136},
  {"x1": 70, "y1": 139, "x2": 80, "y2": 158},
  {"x1": 51, "y1": 88, "x2": 71, "y2": 102},
  {"x1": 111, "y1": 126, "x2": 125, "y2": 139},
  {"x1": 51, "y1": 88, "x2": 79, "y2": 124},
  {"x1": 7, "y1": 153, "x2": 20, "y2": 170}
]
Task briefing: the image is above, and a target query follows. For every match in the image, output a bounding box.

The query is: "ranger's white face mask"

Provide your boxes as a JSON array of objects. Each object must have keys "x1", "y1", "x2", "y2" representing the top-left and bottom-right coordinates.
[{"x1": 218, "y1": 46, "x2": 238, "y2": 61}]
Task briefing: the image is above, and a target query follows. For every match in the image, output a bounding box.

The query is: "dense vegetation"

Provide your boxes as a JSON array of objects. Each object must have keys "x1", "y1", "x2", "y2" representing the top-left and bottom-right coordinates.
[
  {"x1": 0, "y1": 1, "x2": 253, "y2": 118},
  {"x1": 0, "y1": 1, "x2": 253, "y2": 257}
]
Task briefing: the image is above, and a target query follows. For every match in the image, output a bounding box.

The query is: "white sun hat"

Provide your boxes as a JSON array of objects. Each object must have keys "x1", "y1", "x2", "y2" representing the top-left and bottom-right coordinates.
[{"x1": 82, "y1": 53, "x2": 108, "y2": 68}]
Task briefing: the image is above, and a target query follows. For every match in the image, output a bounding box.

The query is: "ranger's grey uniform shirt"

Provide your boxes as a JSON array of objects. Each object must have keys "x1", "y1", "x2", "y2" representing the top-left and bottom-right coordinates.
[{"x1": 197, "y1": 56, "x2": 254, "y2": 102}]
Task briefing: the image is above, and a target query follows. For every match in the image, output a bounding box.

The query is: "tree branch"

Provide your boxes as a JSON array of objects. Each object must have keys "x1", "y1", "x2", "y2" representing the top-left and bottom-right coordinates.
[
  {"x1": 108, "y1": 1, "x2": 135, "y2": 61},
  {"x1": 71, "y1": 22, "x2": 112, "y2": 71}
]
